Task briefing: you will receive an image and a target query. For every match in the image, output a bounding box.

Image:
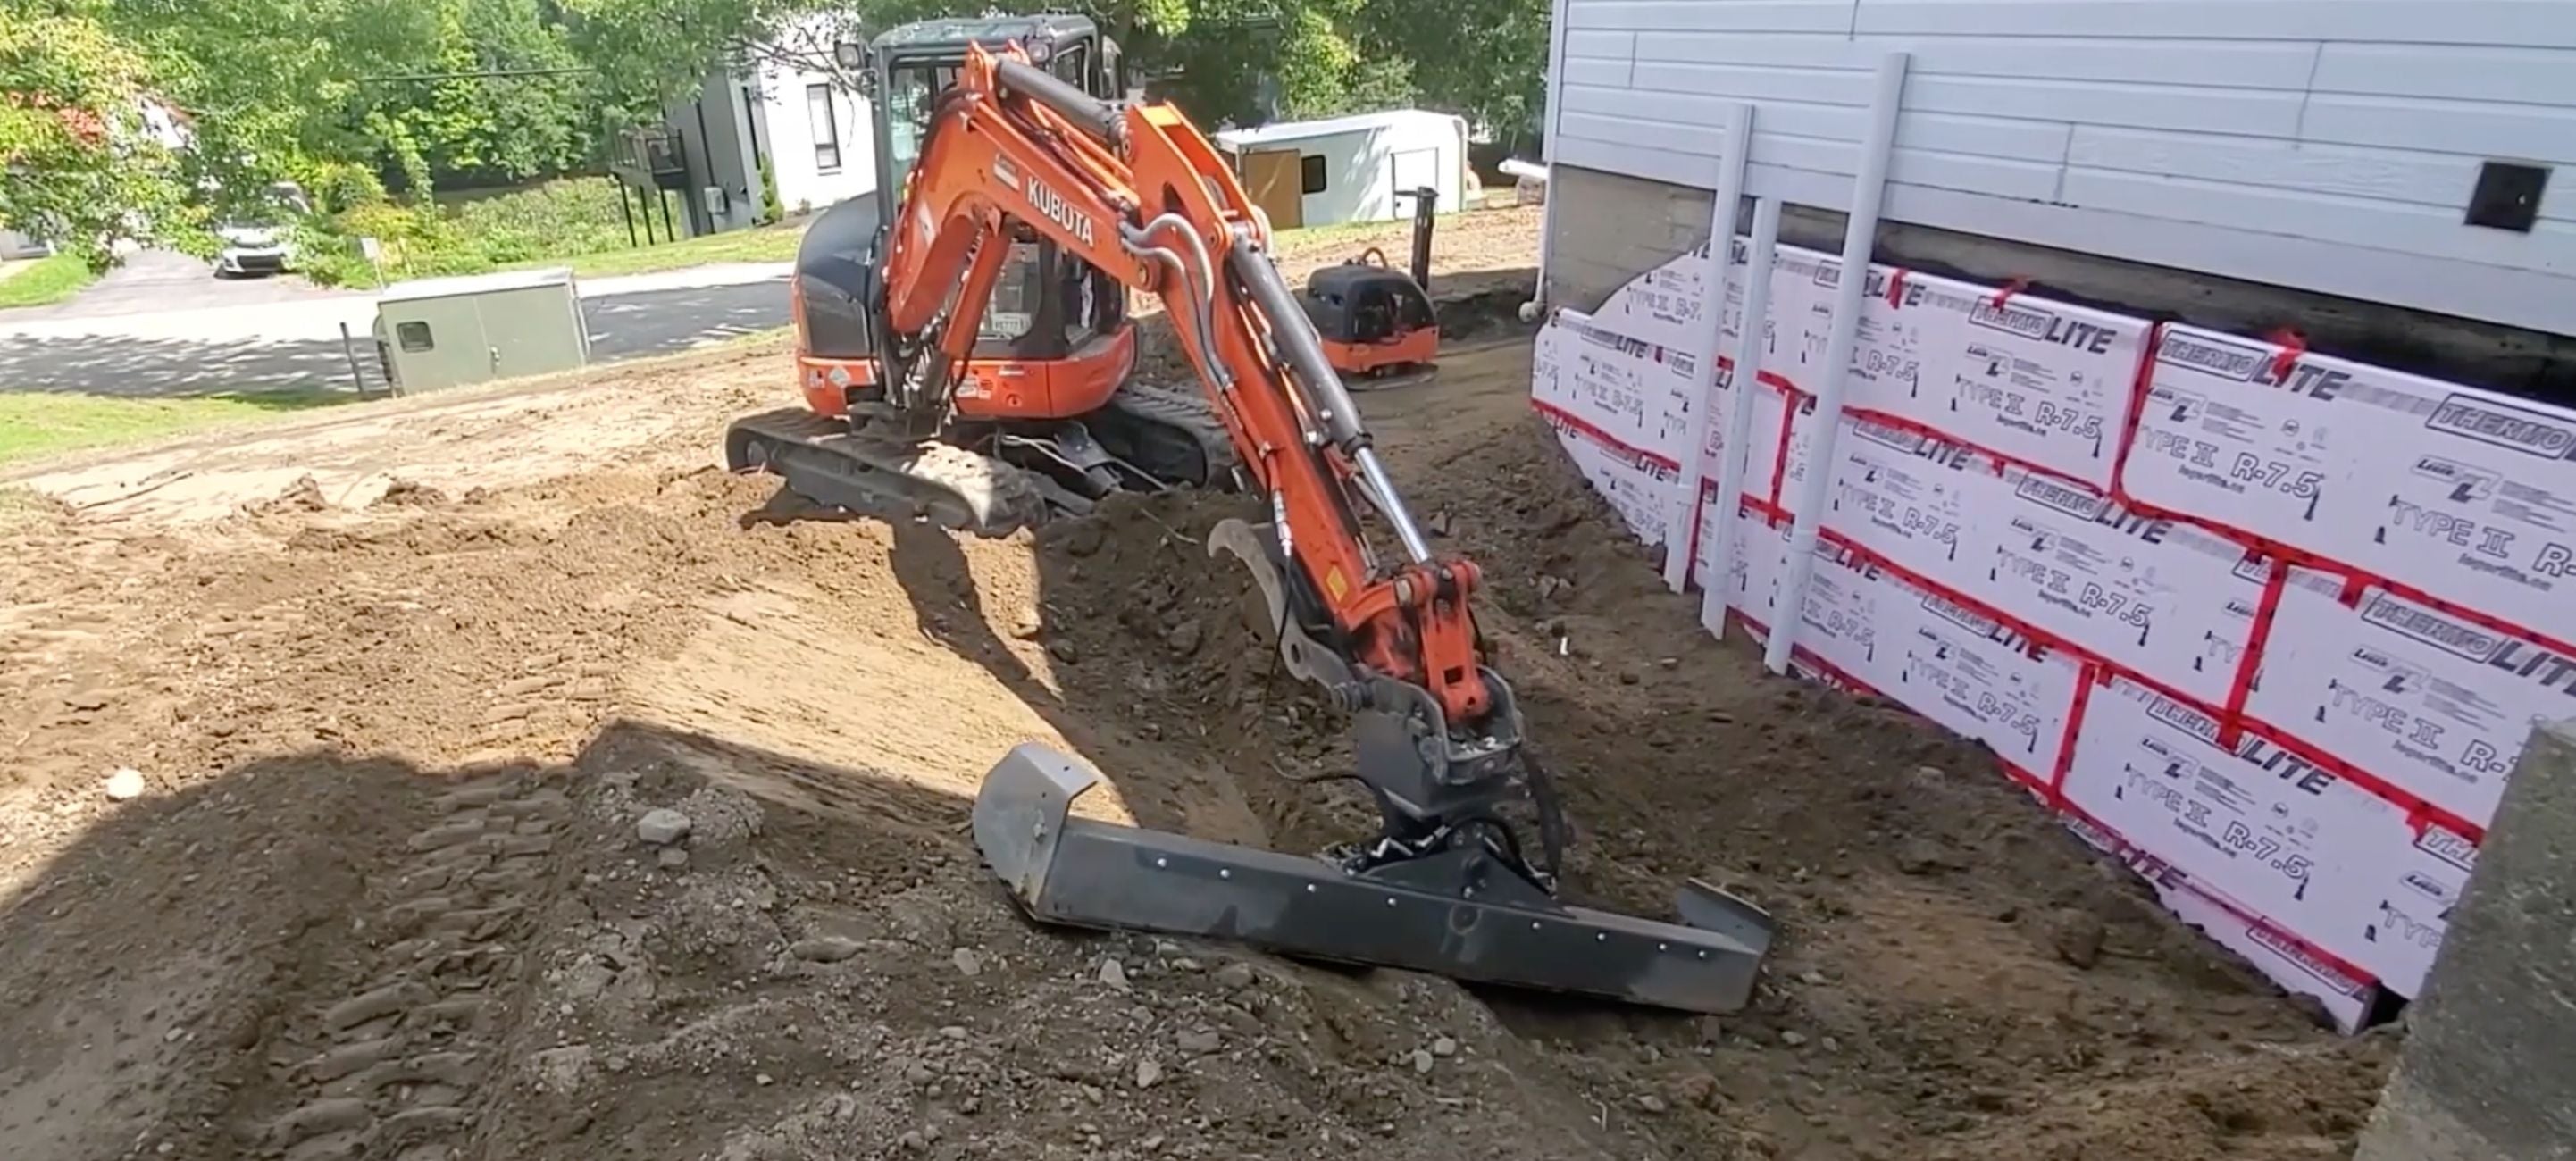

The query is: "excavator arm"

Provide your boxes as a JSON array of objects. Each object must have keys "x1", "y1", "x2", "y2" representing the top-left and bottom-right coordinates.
[
  {"x1": 888, "y1": 45, "x2": 1775, "y2": 1016},
  {"x1": 879, "y1": 45, "x2": 1490, "y2": 730}
]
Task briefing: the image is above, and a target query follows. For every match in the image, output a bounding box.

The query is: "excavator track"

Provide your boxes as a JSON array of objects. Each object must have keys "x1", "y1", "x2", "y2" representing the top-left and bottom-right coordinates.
[
  {"x1": 726, "y1": 406, "x2": 1051, "y2": 536},
  {"x1": 1091, "y1": 381, "x2": 1240, "y2": 489}
]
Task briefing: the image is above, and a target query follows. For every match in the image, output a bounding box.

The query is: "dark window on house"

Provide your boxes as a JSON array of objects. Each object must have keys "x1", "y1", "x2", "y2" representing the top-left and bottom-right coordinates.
[
  {"x1": 1301, "y1": 154, "x2": 1326, "y2": 195},
  {"x1": 808, "y1": 84, "x2": 841, "y2": 172},
  {"x1": 396, "y1": 321, "x2": 434, "y2": 352}
]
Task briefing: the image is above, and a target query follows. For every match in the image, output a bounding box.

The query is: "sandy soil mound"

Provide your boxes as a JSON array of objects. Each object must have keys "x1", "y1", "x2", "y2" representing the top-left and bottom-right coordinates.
[{"x1": 0, "y1": 208, "x2": 2390, "y2": 1161}]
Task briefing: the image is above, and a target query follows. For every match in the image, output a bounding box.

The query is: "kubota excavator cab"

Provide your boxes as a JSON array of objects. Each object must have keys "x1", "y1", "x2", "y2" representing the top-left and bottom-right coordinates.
[
  {"x1": 749, "y1": 15, "x2": 1232, "y2": 524},
  {"x1": 790, "y1": 15, "x2": 1133, "y2": 422}
]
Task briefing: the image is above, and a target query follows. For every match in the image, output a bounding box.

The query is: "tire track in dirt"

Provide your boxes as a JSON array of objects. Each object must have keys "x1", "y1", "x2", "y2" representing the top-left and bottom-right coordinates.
[{"x1": 260, "y1": 773, "x2": 570, "y2": 1161}]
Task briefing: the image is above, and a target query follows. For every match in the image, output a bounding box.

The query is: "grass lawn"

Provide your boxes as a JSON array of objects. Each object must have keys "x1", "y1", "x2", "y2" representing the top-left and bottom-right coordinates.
[
  {"x1": 0, "y1": 389, "x2": 352, "y2": 467},
  {"x1": 509, "y1": 221, "x2": 810, "y2": 280},
  {"x1": 0, "y1": 253, "x2": 100, "y2": 310}
]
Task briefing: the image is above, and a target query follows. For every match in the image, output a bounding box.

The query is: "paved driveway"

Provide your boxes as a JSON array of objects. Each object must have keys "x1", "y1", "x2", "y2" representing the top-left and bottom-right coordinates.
[
  {"x1": 2, "y1": 249, "x2": 355, "y2": 322},
  {"x1": 0, "y1": 265, "x2": 791, "y2": 397}
]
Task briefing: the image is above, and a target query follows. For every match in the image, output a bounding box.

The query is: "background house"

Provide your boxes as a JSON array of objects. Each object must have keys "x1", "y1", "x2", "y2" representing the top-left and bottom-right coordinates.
[{"x1": 623, "y1": 29, "x2": 880, "y2": 240}]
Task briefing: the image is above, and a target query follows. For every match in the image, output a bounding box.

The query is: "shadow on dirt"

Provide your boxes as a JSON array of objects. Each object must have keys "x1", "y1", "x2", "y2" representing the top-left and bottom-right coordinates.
[{"x1": 0, "y1": 717, "x2": 1050, "y2": 1161}]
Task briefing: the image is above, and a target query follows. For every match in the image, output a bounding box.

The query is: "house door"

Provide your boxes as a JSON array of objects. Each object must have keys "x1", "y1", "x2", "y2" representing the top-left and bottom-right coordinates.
[
  {"x1": 1242, "y1": 149, "x2": 1306, "y2": 230},
  {"x1": 1389, "y1": 147, "x2": 1440, "y2": 217}
]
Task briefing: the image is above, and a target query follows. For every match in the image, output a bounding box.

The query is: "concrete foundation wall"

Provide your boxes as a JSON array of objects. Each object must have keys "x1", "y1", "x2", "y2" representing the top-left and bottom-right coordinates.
[
  {"x1": 1540, "y1": 163, "x2": 2576, "y2": 403},
  {"x1": 2356, "y1": 719, "x2": 2576, "y2": 1161},
  {"x1": 1541, "y1": 167, "x2": 1711, "y2": 318}
]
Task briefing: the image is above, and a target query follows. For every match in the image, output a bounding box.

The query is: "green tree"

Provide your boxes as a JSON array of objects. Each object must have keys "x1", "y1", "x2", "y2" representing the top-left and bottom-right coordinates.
[
  {"x1": 1358, "y1": 0, "x2": 1547, "y2": 138},
  {"x1": 368, "y1": 0, "x2": 598, "y2": 188},
  {"x1": 102, "y1": 0, "x2": 445, "y2": 190},
  {"x1": 0, "y1": 7, "x2": 202, "y2": 264},
  {"x1": 553, "y1": 0, "x2": 1454, "y2": 129}
]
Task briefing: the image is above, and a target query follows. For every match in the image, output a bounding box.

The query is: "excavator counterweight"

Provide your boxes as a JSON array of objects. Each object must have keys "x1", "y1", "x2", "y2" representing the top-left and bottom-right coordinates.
[{"x1": 727, "y1": 30, "x2": 1775, "y2": 1015}]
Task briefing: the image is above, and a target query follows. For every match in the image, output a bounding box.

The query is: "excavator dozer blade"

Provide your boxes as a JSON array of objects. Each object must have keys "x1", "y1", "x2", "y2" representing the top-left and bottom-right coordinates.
[
  {"x1": 726, "y1": 406, "x2": 1050, "y2": 535},
  {"x1": 974, "y1": 742, "x2": 1776, "y2": 1016}
]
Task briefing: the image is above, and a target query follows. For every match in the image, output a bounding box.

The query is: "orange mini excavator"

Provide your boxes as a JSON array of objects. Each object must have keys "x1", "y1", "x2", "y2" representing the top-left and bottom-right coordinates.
[{"x1": 723, "y1": 28, "x2": 1772, "y2": 1015}]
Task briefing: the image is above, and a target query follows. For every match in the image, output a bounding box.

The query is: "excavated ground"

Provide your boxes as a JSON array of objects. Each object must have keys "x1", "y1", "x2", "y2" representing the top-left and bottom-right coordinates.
[{"x1": 1, "y1": 206, "x2": 2393, "y2": 1161}]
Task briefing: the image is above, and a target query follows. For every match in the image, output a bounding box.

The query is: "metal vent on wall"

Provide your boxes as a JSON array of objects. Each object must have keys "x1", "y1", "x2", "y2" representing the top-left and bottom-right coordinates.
[{"x1": 2467, "y1": 161, "x2": 2549, "y2": 233}]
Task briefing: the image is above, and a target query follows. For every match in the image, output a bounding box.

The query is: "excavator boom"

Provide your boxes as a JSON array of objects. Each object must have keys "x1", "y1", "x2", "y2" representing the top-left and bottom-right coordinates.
[
  {"x1": 880, "y1": 49, "x2": 1488, "y2": 722},
  {"x1": 831, "y1": 44, "x2": 1771, "y2": 1015}
]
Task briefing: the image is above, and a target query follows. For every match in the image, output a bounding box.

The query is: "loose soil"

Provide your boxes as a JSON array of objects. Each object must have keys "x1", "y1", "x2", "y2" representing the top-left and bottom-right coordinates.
[{"x1": 0, "y1": 205, "x2": 2391, "y2": 1161}]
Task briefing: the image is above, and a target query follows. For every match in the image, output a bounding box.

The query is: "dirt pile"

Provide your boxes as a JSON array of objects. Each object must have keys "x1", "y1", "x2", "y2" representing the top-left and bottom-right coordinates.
[
  {"x1": 1018, "y1": 371, "x2": 2398, "y2": 1160},
  {"x1": 0, "y1": 209, "x2": 2392, "y2": 1161}
]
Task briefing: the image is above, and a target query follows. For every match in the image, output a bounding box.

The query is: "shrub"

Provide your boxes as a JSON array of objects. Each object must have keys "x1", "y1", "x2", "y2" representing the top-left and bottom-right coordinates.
[
  {"x1": 290, "y1": 176, "x2": 657, "y2": 287},
  {"x1": 452, "y1": 178, "x2": 632, "y2": 263},
  {"x1": 305, "y1": 162, "x2": 389, "y2": 215}
]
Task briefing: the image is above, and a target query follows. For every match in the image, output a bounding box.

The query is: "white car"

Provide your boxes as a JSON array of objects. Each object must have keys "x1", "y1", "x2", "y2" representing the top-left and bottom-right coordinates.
[{"x1": 214, "y1": 221, "x2": 294, "y2": 278}]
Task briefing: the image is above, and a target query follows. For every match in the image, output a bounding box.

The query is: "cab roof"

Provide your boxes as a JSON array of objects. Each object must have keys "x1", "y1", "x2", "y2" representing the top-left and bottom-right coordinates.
[{"x1": 870, "y1": 14, "x2": 1095, "y2": 54}]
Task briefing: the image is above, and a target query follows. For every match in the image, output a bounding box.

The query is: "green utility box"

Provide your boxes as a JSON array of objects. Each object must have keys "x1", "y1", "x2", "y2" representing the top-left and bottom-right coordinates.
[{"x1": 372, "y1": 267, "x2": 590, "y2": 394}]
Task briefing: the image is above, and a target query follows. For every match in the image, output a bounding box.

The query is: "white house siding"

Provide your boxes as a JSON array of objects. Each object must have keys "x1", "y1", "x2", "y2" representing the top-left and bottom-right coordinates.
[
  {"x1": 1550, "y1": 0, "x2": 2576, "y2": 338},
  {"x1": 755, "y1": 63, "x2": 877, "y2": 216}
]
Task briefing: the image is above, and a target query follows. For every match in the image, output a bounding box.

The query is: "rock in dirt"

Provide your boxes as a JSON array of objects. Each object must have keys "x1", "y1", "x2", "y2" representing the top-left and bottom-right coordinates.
[
  {"x1": 790, "y1": 936, "x2": 863, "y2": 964},
  {"x1": 635, "y1": 808, "x2": 692, "y2": 845},
  {"x1": 1637, "y1": 1094, "x2": 1669, "y2": 1115},
  {"x1": 1099, "y1": 957, "x2": 1132, "y2": 992},
  {"x1": 1135, "y1": 1057, "x2": 1163, "y2": 1089},
  {"x1": 952, "y1": 948, "x2": 983, "y2": 977},
  {"x1": 1893, "y1": 836, "x2": 1955, "y2": 876},
  {"x1": 1780, "y1": 1030, "x2": 1809, "y2": 1048},
  {"x1": 104, "y1": 767, "x2": 147, "y2": 800},
  {"x1": 657, "y1": 847, "x2": 689, "y2": 870},
  {"x1": 1165, "y1": 618, "x2": 1203, "y2": 656},
  {"x1": 2050, "y1": 909, "x2": 2107, "y2": 970},
  {"x1": 252, "y1": 474, "x2": 329, "y2": 514},
  {"x1": 1175, "y1": 1029, "x2": 1220, "y2": 1056},
  {"x1": 1048, "y1": 639, "x2": 1081, "y2": 664},
  {"x1": 372, "y1": 479, "x2": 447, "y2": 507},
  {"x1": 1212, "y1": 962, "x2": 1254, "y2": 991},
  {"x1": 1409, "y1": 1049, "x2": 1434, "y2": 1074},
  {"x1": 1431, "y1": 1036, "x2": 1457, "y2": 1058},
  {"x1": 1063, "y1": 520, "x2": 1107, "y2": 557}
]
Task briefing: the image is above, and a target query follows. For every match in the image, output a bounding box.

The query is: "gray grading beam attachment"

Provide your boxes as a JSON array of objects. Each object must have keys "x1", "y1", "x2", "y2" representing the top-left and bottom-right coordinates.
[{"x1": 975, "y1": 742, "x2": 1776, "y2": 1015}]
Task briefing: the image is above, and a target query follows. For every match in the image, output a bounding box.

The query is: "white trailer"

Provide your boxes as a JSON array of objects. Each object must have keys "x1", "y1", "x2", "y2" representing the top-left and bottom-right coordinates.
[{"x1": 1217, "y1": 109, "x2": 1468, "y2": 230}]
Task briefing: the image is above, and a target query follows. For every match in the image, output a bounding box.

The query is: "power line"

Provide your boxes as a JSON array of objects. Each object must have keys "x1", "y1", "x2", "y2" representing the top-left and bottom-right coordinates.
[{"x1": 356, "y1": 66, "x2": 598, "y2": 83}]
